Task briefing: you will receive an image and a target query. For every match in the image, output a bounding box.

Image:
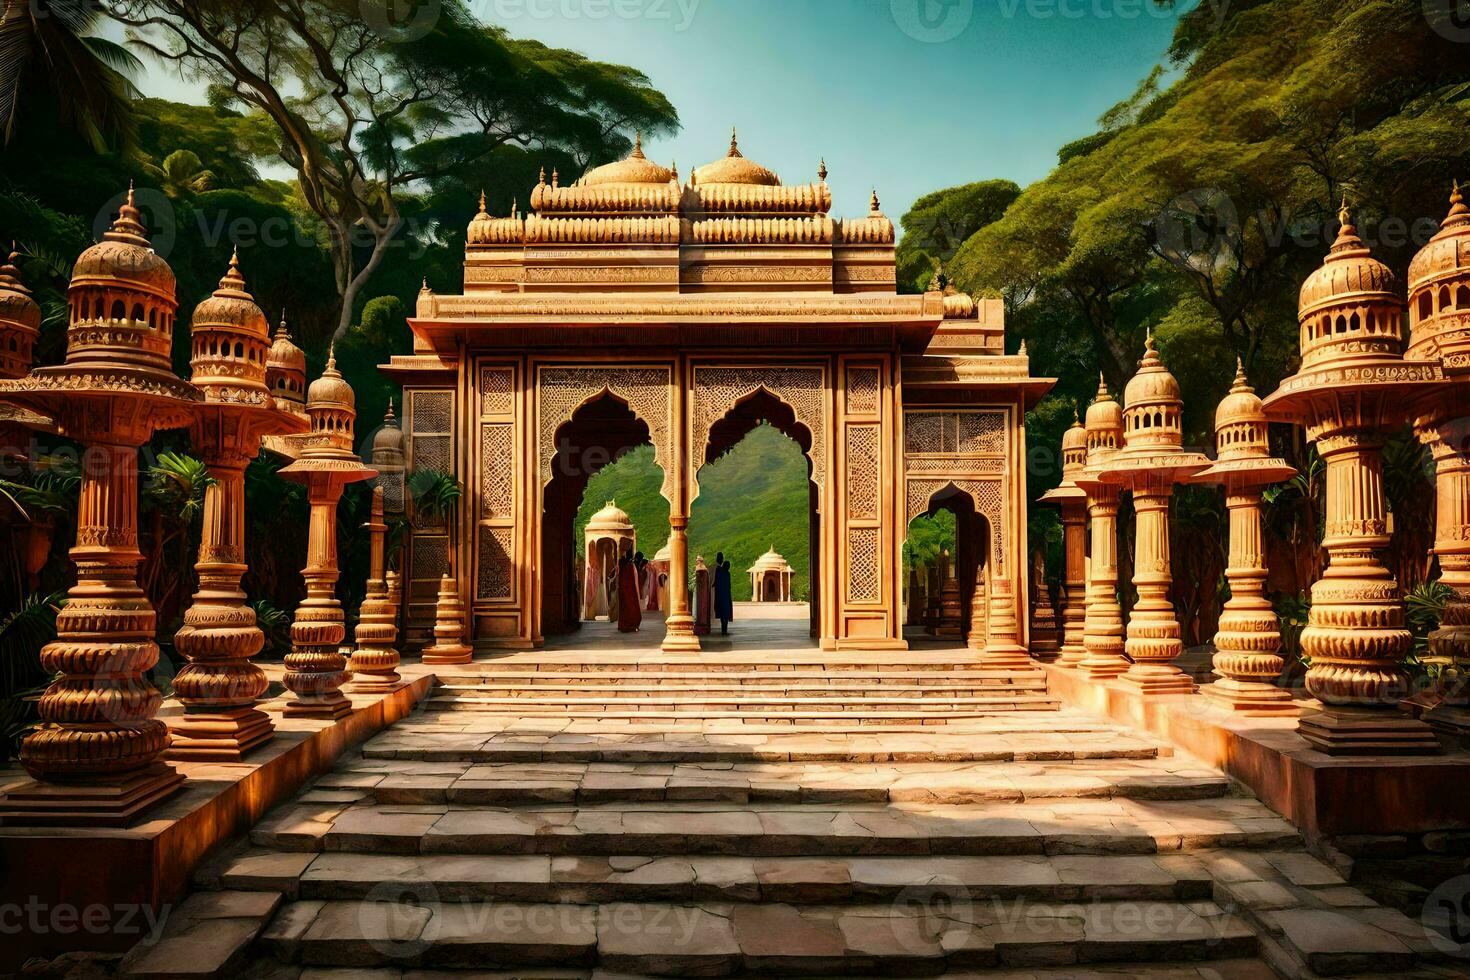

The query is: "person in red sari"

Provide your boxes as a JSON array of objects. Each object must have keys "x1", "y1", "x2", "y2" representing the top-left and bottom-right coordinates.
[{"x1": 617, "y1": 546, "x2": 643, "y2": 633}]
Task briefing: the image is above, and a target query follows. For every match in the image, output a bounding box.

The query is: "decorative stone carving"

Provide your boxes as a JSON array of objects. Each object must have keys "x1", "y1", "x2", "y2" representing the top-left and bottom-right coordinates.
[
  {"x1": 538, "y1": 365, "x2": 673, "y2": 500},
  {"x1": 1074, "y1": 378, "x2": 1128, "y2": 679},
  {"x1": 693, "y1": 366, "x2": 827, "y2": 492},
  {"x1": 422, "y1": 575, "x2": 474, "y2": 665},
  {"x1": 351, "y1": 487, "x2": 402, "y2": 693}
]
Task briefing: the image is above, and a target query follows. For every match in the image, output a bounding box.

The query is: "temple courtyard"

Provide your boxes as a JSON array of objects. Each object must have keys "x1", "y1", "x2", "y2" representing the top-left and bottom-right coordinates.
[{"x1": 2, "y1": 136, "x2": 1470, "y2": 979}]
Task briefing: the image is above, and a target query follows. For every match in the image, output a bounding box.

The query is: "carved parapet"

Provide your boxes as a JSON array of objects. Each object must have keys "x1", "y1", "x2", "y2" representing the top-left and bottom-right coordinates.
[
  {"x1": 686, "y1": 215, "x2": 835, "y2": 245},
  {"x1": 684, "y1": 181, "x2": 831, "y2": 215},
  {"x1": 525, "y1": 214, "x2": 681, "y2": 244}
]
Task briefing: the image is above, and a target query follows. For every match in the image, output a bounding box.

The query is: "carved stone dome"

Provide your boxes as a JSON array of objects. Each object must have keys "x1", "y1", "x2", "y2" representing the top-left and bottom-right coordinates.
[
  {"x1": 586, "y1": 500, "x2": 634, "y2": 533},
  {"x1": 308, "y1": 350, "x2": 355, "y2": 411},
  {"x1": 1061, "y1": 413, "x2": 1088, "y2": 455},
  {"x1": 749, "y1": 547, "x2": 790, "y2": 572},
  {"x1": 580, "y1": 135, "x2": 675, "y2": 187},
  {"x1": 1121, "y1": 334, "x2": 1184, "y2": 451},
  {"x1": 65, "y1": 185, "x2": 180, "y2": 375},
  {"x1": 373, "y1": 401, "x2": 405, "y2": 454},
  {"x1": 0, "y1": 249, "x2": 40, "y2": 380},
  {"x1": 189, "y1": 250, "x2": 271, "y2": 397},
  {"x1": 1214, "y1": 360, "x2": 1271, "y2": 462},
  {"x1": 693, "y1": 130, "x2": 780, "y2": 187},
  {"x1": 1407, "y1": 182, "x2": 1470, "y2": 367},
  {"x1": 72, "y1": 187, "x2": 176, "y2": 296},
  {"x1": 266, "y1": 315, "x2": 307, "y2": 410},
  {"x1": 1083, "y1": 376, "x2": 1124, "y2": 463},
  {"x1": 1297, "y1": 204, "x2": 1404, "y2": 369}
]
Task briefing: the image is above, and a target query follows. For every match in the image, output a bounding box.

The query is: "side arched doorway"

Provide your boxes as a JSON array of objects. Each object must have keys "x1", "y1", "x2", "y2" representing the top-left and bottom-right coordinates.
[
  {"x1": 908, "y1": 483, "x2": 993, "y2": 647},
  {"x1": 541, "y1": 393, "x2": 663, "y2": 635},
  {"x1": 694, "y1": 388, "x2": 821, "y2": 640}
]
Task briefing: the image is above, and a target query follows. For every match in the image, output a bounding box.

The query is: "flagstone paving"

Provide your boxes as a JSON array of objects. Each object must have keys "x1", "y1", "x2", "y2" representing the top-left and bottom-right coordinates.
[{"x1": 118, "y1": 659, "x2": 1468, "y2": 978}]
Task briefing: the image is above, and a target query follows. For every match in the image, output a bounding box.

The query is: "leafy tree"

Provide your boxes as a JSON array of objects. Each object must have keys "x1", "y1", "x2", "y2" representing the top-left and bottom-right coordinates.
[
  {"x1": 111, "y1": 0, "x2": 680, "y2": 336},
  {"x1": 895, "y1": 180, "x2": 1019, "y2": 293},
  {"x1": 0, "y1": 0, "x2": 141, "y2": 148}
]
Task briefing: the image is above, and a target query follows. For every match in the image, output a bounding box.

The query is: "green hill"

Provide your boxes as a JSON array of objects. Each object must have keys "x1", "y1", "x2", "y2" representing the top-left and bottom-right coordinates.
[{"x1": 573, "y1": 424, "x2": 811, "y2": 601}]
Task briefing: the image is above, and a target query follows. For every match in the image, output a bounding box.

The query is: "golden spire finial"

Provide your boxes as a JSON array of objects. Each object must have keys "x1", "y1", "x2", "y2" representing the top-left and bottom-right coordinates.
[
  {"x1": 1018, "y1": 339, "x2": 1029, "y2": 358},
  {"x1": 1231, "y1": 357, "x2": 1251, "y2": 393},
  {"x1": 870, "y1": 188, "x2": 881, "y2": 213},
  {"x1": 729, "y1": 126, "x2": 741, "y2": 158},
  {"x1": 420, "y1": 277, "x2": 431, "y2": 292},
  {"x1": 1331, "y1": 194, "x2": 1364, "y2": 251},
  {"x1": 510, "y1": 197, "x2": 518, "y2": 217},
  {"x1": 1073, "y1": 406, "x2": 1082, "y2": 426},
  {"x1": 478, "y1": 189, "x2": 487, "y2": 212},
  {"x1": 1339, "y1": 193, "x2": 1350, "y2": 226},
  {"x1": 818, "y1": 158, "x2": 828, "y2": 182},
  {"x1": 106, "y1": 182, "x2": 149, "y2": 245},
  {"x1": 325, "y1": 342, "x2": 338, "y2": 373},
  {"x1": 632, "y1": 130, "x2": 644, "y2": 158},
  {"x1": 552, "y1": 168, "x2": 560, "y2": 188},
  {"x1": 670, "y1": 159, "x2": 679, "y2": 183},
  {"x1": 384, "y1": 400, "x2": 397, "y2": 424},
  {"x1": 1445, "y1": 178, "x2": 1469, "y2": 227},
  {"x1": 276, "y1": 309, "x2": 291, "y2": 340},
  {"x1": 218, "y1": 246, "x2": 246, "y2": 292},
  {"x1": 538, "y1": 165, "x2": 547, "y2": 186},
  {"x1": 1094, "y1": 372, "x2": 1111, "y2": 402}
]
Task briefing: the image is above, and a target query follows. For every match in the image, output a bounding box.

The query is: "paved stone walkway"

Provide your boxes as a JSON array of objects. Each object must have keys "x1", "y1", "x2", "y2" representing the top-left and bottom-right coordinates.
[{"x1": 117, "y1": 655, "x2": 1467, "y2": 978}]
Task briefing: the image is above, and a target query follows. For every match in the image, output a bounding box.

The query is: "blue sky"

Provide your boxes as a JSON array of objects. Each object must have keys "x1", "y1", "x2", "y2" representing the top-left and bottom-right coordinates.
[{"x1": 135, "y1": 0, "x2": 1187, "y2": 221}]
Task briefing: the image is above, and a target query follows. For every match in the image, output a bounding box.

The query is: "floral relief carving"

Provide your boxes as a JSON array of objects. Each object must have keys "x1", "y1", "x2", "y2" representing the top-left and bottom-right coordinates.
[
  {"x1": 693, "y1": 366, "x2": 827, "y2": 492},
  {"x1": 538, "y1": 366, "x2": 673, "y2": 501}
]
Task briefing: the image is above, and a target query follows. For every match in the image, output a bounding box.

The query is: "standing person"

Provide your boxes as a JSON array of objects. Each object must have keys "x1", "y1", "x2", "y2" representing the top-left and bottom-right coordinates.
[
  {"x1": 694, "y1": 556, "x2": 712, "y2": 636},
  {"x1": 714, "y1": 551, "x2": 734, "y2": 636},
  {"x1": 617, "y1": 545, "x2": 643, "y2": 633}
]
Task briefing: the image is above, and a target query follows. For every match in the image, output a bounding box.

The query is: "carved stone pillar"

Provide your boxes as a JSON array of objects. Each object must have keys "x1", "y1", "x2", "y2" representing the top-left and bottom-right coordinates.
[
  {"x1": 2, "y1": 443, "x2": 185, "y2": 823},
  {"x1": 168, "y1": 456, "x2": 274, "y2": 759},
  {"x1": 1077, "y1": 493, "x2": 1128, "y2": 678},
  {"x1": 1207, "y1": 489, "x2": 1296, "y2": 713},
  {"x1": 1055, "y1": 503, "x2": 1088, "y2": 666},
  {"x1": 982, "y1": 572, "x2": 1034, "y2": 669},
  {"x1": 1029, "y1": 561, "x2": 1061, "y2": 660},
  {"x1": 662, "y1": 515, "x2": 700, "y2": 652},
  {"x1": 1117, "y1": 484, "x2": 1193, "y2": 694},
  {"x1": 422, "y1": 574, "x2": 473, "y2": 665},
  {"x1": 936, "y1": 550, "x2": 963, "y2": 637},
  {"x1": 352, "y1": 487, "x2": 402, "y2": 693},
  {"x1": 284, "y1": 482, "x2": 353, "y2": 719},
  {"x1": 1294, "y1": 431, "x2": 1437, "y2": 752},
  {"x1": 966, "y1": 573, "x2": 987, "y2": 651},
  {"x1": 1425, "y1": 431, "x2": 1470, "y2": 734}
]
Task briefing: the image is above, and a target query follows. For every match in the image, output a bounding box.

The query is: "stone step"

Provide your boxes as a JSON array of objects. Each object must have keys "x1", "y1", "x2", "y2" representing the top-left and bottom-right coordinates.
[
  {"x1": 435, "y1": 660, "x2": 1034, "y2": 674},
  {"x1": 420, "y1": 697, "x2": 1066, "y2": 719},
  {"x1": 432, "y1": 669, "x2": 1046, "y2": 687},
  {"x1": 259, "y1": 897, "x2": 1257, "y2": 974},
  {"x1": 363, "y1": 728, "x2": 1165, "y2": 764},
  {"x1": 215, "y1": 849, "x2": 1217, "y2": 906},
  {"x1": 317, "y1": 758, "x2": 1228, "y2": 807},
  {"x1": 434, "y1": 681, "x2": 1052, "y2": 699},
  {"x1": 249, "y1": 799, "x2": 1303, "y2": 858}
]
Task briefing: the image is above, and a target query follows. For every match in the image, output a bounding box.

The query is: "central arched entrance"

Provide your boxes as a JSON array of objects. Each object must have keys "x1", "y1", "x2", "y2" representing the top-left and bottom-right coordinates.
[
  {"x1": 692, "y1": 388, "x2": 820, "y2": 646},
  {"x1": 541, "y1": 392, "x2": 664, "y2": 636}
]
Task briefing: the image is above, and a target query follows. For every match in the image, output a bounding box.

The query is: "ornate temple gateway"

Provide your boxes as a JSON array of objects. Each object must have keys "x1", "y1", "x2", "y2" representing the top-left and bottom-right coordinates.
[{"x1": 383, "y1": 133, "x2": 1051, "y2": 653}]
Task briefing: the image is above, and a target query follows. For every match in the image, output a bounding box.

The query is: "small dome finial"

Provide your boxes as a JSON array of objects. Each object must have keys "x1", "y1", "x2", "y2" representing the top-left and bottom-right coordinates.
[
  {"x1": 729, "y1": 126, "x2": 741, "y2": 158},
  {"x1": 478, "y1": 189, "x2": 487, "y2": 213},
  {"x1": 326, "y1": 341, "x2": 337, "y2": 372},
  {"x1": 871, "y1": 188, "x2": 881, "y2": 213},
  {"x1": 552, "y1": 167, "x2": 560, "y2": 188},
  {"x1": 1231, "y1": 357, "x2": 1250, "y2": 392},
  {"x1": 538, "y1": 165, "x2": 547, "y2": 186},
  {"x1": 1095, "y1": 372, "x2": 1110, "y2": 401},
  {"x1": 510, "y1": 197, "x2": 518, "y2": 217},
  {"x1": 818, "y1": 158, "x2": 828, "y2": 182},
  {"x1": 632, "y1": 130, "x2": 644, "y2": 158}
]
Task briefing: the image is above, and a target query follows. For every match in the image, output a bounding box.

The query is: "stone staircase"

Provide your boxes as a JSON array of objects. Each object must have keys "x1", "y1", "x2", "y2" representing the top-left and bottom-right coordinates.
[
  {"x1": 424, "y1": 657, "x2": 1061, "y2": 726},
  {"x1": 125, "y1": 660, "x2": 1461, "y2": 979}
]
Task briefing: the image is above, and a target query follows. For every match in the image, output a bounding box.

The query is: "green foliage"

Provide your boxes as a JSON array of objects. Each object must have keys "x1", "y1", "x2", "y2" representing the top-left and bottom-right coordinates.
[
  {"x1": 903, "y1": 510, "x2": 957, "y2": 574},
  {"x1": 409, "y1": 469, "x2": 463, "y2": 524},
  {"x1": 573, "y1": 425, "x2": 813, "y2": 602},
  {"x1": 0, "y1": 0, "x2": 142, "y2": 149},
  {"x1": 146, "y1": 451, "x2": 215, "y2": 524},
  {"x1": 895, "y1": 180, "x2": 1020, "y2": 293},
  {"x1": 0, "y1": 590, "x2": 63, "y2": 763},
  {"x1": 0, "y1": 453, "x2": 80, "y2": 521},
  {"x1": 1405, "y1": 581, "x2": 1454, "y2": 668},
  {"x1": 1275, "y1": 593, "x2": 1312, "y2": 664},
  {"x1": 249, "y1": 599, "x2": 292, "y2": 661}
]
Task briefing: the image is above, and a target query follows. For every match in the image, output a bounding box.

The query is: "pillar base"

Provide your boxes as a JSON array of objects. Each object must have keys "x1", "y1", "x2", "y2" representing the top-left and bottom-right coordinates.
[
  {"x1": 283, "y1": 692, "x2": 354, "y2": 720},
  {"x1": 1118, "y1": 665, "x2": 1196, "y2": 697},
  {"x1": 350, "y1": 674, "x2": 404, "y2": 695},
  {"x1": 1078, "y1": 655, "x2": 1128, "y2": 679},
  {"x1": 0, "y1": 763, "x2": 184, "y2": 828},
  {"x1": 1054, "y1": 647, "x2": 1087, "y2": 669},
  {"x1": 1298, "y1": 706, "x2": 1443, "y2": 756},
  {"x1": 661, "y1": 631, "x2": 702, "y2": 653},
  {"x1": 422, "y1": 644, "x2": 473, "y2": 666},
  {"x1": 1424, "y1": 703, "x2": 1470, "y2": 750},
  {"x1": 164, "y1": 707, "x2": 274, "y2": 762},
  {"x1": 1202, "y1": 679, "x2": 1299, "y2": 716},
  {"x1": 976, "y1": 644, "x2": 1039, "y2": 671}
]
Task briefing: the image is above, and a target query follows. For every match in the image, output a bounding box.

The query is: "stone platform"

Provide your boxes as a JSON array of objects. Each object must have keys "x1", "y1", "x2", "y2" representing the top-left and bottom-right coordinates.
[{"x1": 95, "y1": 648, "x2": 1462, "y2": 979}]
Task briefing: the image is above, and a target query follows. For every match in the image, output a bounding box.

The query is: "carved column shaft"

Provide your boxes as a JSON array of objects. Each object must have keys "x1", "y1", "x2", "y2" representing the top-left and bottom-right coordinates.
[
  {"x1": 352, "y1": 487, "x2": 402, "y2": 692},
  {"x1": 1206, "y1": 488, "x2": 1295, "y2": 713},
  {"x1": 168, "y1": 455, "x2": 274, "y2": 759},
  {"x1": 283, "y1": 482, "x2": 351, "y2": 718},
  {"x1": 1080, "y1": 493, "x2": 1127, "y2": 677},
  {"x1": 1120, "y1": 484, "x2": 1192, "y2": 694},
  {"x1": 1302, "y1": 434, "x2": 1411, "y2": 707},
  {"x1": 1430, "y1": 438, "x2": 1470, "y2": 705},
  {"x1": 23, "y1": 444, "x2": 173, "y2": 779},
  {"x1": 662, "y1": 516, "x2": 700, "y2": 651},
  {"x1": 1056, "y1": 503, "x2": 1088, "y2": 666}
]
